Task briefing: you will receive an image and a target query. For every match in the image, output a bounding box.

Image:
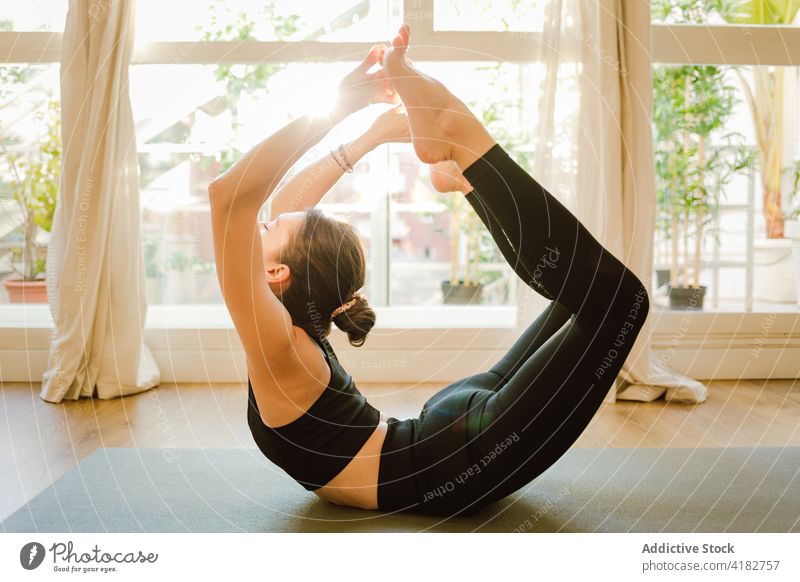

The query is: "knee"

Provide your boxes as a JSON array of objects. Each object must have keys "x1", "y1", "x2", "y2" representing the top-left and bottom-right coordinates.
[
  {"x1": 576, "y1": 259, "x2": 650, "y2": 332},
  {"x1": 616, "y1": 270, "x2": 649, "y2": 331}
]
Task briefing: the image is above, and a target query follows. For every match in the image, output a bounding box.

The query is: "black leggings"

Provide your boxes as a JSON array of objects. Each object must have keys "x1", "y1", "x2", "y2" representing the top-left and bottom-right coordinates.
[{"x1": 376, "y1": 143, "x2": 650, "y2": 516}]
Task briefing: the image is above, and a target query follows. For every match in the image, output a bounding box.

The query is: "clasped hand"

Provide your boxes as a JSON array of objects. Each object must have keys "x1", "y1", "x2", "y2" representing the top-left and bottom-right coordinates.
[
  {"x1": 334, "y1": 45, "x2": 411, "y2": 146},
  {"x1": 335, "y1": 45, "x2": 399, "y2": 114}
]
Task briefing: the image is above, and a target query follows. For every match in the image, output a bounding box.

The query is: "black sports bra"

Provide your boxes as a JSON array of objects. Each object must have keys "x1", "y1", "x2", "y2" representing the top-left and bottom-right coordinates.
[{"x1": 246, "y1": 331, "x2": 381, "y2": 491}]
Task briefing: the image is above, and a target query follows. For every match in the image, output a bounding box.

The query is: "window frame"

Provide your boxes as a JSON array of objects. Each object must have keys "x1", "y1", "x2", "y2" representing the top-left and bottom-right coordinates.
[{"x1": 1, "y1": 1, "x2": 798, "y2": 335}]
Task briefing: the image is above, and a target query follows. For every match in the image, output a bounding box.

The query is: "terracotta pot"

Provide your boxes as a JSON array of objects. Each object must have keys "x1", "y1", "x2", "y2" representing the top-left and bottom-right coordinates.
[{"x1": 2, "y1": 277, "x2": 48, "y2": 304}]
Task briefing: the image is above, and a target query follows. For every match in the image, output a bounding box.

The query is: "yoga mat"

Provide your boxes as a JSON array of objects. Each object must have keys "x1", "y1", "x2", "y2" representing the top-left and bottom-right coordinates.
[{"x1": 3, "y1": 447, "x2": 798, "y2": 532}]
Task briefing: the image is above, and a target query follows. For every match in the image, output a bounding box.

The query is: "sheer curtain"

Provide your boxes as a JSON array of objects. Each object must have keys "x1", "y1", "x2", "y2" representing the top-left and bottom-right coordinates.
[
  {"x1": 517, "y1": 0, "x2": 707, "y2": 403},
  {"x1": 41, "y1": 0, "x2": 160, "y2": 401}
]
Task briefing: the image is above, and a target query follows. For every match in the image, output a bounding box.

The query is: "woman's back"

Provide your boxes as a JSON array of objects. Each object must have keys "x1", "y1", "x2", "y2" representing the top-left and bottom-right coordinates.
[
  {"x1": 247, "y1": 328, "x2": 331, "y2": 428},
  {"x1": 247, "y1": 329, "x2": 388, "y2": 507}
]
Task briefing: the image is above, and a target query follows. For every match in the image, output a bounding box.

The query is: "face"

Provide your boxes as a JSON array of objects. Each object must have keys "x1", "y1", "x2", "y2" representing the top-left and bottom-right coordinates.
[{"x1": 259, "y1": 210, "x2": 306, "y2": 288}]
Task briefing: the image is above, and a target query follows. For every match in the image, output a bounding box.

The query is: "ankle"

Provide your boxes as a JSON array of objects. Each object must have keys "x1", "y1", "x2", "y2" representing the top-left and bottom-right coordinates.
[{"x1": 453, "y1": 135, "x2": 497, "y2": 172}]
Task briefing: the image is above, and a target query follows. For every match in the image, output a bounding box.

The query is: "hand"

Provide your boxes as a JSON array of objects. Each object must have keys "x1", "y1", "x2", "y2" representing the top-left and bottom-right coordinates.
[
  {"x1": 429, "y1": 160, "x2": 473, "y2": 194},
  {"x1": 364, "y1": 104, "x2": 411, "y2": 145},
  {"x1": 335, "y1": 45, "x2": 399, "y2": 115}
]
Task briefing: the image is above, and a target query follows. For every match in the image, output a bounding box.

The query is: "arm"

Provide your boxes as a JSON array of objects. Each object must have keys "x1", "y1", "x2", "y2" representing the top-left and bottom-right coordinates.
[
  {"x1": 209, "y1": 113, "x2": 341, "y2": 215},
  {"x1": 207, "y1": 45, "x2": 396, "y2": 372},
  {"x1": 269, "y1": 104, "x2": 411, "y2": 218},
  {"x1": 208, "y1": 44, "x2": 394, "y2": 212}
]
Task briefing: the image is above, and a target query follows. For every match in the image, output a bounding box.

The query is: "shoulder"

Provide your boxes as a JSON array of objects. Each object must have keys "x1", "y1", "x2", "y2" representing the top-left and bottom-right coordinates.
[{"x1": 247, "y1": 326, "x2": 332, "y2": 418}]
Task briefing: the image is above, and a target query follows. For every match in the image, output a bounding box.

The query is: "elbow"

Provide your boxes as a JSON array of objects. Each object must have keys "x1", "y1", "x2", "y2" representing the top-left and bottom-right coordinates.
[
  {"x1": 208, "y1": 177, "x2": 261, "y2": 214},
  {"x1": 207, "y1": 178, "x2": 223, "y2": 199},
  {"x1": 207, "y1": 178, "x2": 232, "y2": 208}
]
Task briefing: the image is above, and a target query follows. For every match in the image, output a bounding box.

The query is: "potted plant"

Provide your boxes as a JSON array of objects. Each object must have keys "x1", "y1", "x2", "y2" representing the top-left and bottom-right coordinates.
[
  {"x1": 653, "y1": 56, "x2": 751, "y2": 309},
  {"x1": 724, "y1": 1, "x2": 800, "y2": 303},
  {"x1": 435, "y1": 66, "x2": 528, "y2": 305},
  {"x1": 726, "y1": 0, "x2": 800, "y2": 240},
  {"x1": 439, "y1": 191, "x2": 486, "y2": 304},
  {"x1": 653, "y1": 0, "x2": 758, "y2": 309},
  {"x1": 1, "y1": 100, "x2": 60, "y2": 303}
]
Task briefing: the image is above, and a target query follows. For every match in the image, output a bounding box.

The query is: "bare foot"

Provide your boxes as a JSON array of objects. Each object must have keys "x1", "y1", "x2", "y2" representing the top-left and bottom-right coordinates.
[
  {"x1": 429, "y1": 160, "x2": 473, "y2": 194},
  {"x1": 382, "y1": 24, "x2": 496, "y2": 170}
]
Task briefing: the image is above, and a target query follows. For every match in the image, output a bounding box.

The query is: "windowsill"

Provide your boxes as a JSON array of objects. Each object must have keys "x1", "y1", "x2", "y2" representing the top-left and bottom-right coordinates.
[
  {"x1": 0, "y1": 304, "x2": 522, "y2": 383},
  {"x1": 4, "y1": 301, "x2": 797, "y2": 355},
  {"x1": 1, "y1": 303, "x2": 798, "y2": 332},
  {"x1": 0, "y1": 304, "x2": 518, "y2": 330}
]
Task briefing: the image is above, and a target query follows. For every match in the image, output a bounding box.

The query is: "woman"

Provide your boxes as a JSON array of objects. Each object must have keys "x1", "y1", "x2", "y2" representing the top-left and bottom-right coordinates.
[{"x1": 209, "y1": 24, "x2": 649, "y2": 517}]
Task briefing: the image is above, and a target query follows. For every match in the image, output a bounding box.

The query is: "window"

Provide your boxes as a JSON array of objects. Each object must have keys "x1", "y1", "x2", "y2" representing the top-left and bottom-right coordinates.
[
  {"x1": 0, "y1": 63, "x2": 59, "y2": 289},
  {"x1": 651, "y1": 0, "x2": 800, "y2": 312},
  {"x1": 1, "y1": 2, "x2": 66, "y2": 31},
  {"x1": 433, "y1": 0, "x2": 546, "y2": 32},
  {"x1": 134, "y1": 0, "x2": 403, "y2": 43},
  {"x1": 653, "y1": 63, "x2": 800, "y2": 312},
  {"x1": 2, "y1": 0, "x2": 798, "y2": 318},
  {"x1": 126, "y1": 0, "x2": 534, "y2": 309}
]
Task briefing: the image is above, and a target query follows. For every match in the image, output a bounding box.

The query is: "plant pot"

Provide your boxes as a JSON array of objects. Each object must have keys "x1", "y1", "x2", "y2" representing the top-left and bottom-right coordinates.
[
  {"x1": 441, "y1": 280, "x2": 483, "y2": 305},
  {"x1": 2, "y1": 277, "x2": 48, "y2": 304},
  {"x1": 752, "y1": 238, "x2": 797, "y2": 304},
  {"x1": 667, "y1": 285, "x2": 706, "y2": 310}
]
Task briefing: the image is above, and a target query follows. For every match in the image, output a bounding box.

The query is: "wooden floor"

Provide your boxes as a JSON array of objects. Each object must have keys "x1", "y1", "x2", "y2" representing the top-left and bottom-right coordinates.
[{"x1": 1, "y1": 378, "x2": 798, "y2": 523}]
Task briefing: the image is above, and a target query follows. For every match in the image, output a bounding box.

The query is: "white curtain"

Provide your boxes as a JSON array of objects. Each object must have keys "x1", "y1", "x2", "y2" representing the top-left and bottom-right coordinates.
[
  {"x1": 518, "y1": 0, "x2": 707, "y2": 403},
  {"x1": 41, "y1": 0, "x2": 160, "y2": 401}
]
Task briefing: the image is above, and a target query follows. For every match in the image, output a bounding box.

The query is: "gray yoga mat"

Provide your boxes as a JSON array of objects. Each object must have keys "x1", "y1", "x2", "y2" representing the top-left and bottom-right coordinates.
[{"x1": 2, "y1": 447, "x2": 798, "y2": 532}]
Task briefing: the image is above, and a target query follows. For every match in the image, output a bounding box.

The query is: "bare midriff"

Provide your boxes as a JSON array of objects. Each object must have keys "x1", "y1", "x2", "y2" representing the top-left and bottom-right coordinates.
[{"x1": 312, "y1": 417, "x2": 389, "y2": 510}]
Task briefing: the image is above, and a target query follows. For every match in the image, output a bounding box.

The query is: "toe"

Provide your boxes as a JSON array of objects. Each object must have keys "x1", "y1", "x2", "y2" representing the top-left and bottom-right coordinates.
[
  {"x1": 391, "y1": 33, "x2": 405, "y2": 52},
  {"x1": 392, "y1": 23, "x2": 409, "y2": 51}
]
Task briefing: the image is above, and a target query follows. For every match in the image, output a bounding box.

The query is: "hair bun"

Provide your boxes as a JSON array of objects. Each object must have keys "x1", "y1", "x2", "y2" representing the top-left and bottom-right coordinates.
[{"x1": 332, "y1": 292, "x2": 375, "y2": 347}]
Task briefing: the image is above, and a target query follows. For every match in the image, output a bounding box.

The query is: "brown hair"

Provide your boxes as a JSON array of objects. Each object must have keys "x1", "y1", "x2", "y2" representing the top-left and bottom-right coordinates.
[{"x1": 277, "y1": 208, "x2": 375, "y2": 347}]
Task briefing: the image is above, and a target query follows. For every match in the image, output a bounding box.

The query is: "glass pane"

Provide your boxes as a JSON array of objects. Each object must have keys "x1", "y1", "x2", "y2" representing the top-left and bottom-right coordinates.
[
  {"x1": 132, "y1": 62, "x2": 378, "y2": 305},
  {"x1": 135, "y1": 0, "x2": 402, "y2": 43},
  {"x1": 132, "y1": 59, "x2": 526, "y2": 307},
  {"x1": 388, "y1": 62, "x2": 533, "y2": 307},
  {"x1": 652, "y1": 63, "x2": 800, "y2": 313},
  {"x1": 433, "y1": 0, "x2": 547, "y2": 32},
  {"x1": 651, "y1": 0, "x2": 800, "y2": 26},
  {"x1": 1, "y1": 2, "x2": 66, "y2": 31},
  {"x1": 715, "y1": 267, "x2": 747, "y2": 308},
  {"x1": 0, "y1": 64, "x2": 60, "y2": 304}
]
